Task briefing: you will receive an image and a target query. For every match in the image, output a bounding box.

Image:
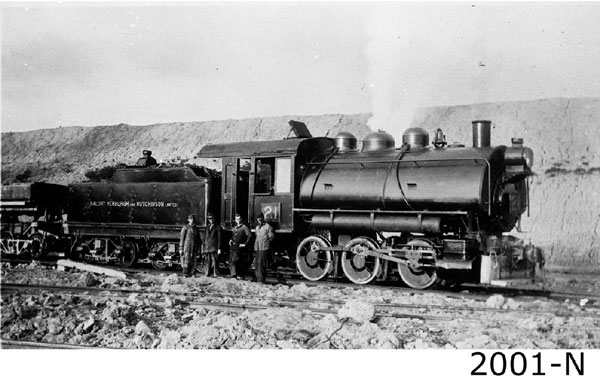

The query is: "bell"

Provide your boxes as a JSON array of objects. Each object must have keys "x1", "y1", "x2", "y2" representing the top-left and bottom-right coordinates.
[{"x1": 433, "y1": 128, "x2": 447, "y2": 148}]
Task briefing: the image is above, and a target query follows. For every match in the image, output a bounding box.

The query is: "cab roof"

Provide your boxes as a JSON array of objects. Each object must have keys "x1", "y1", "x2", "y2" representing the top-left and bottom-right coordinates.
[{"x1": 198, "y1": 137, "x2": 334, "y2": 158}]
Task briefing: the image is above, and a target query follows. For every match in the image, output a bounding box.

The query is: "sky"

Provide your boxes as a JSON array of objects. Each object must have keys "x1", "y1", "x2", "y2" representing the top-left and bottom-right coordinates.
[{"x1": 2, "y1": 1, "x2": 600, "y2": 133}]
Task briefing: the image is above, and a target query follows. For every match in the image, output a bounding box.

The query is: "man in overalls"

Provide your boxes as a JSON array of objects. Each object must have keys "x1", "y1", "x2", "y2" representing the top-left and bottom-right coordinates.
[{"x1": 179, "y1": 214, "x2": 201, "y2": 277}]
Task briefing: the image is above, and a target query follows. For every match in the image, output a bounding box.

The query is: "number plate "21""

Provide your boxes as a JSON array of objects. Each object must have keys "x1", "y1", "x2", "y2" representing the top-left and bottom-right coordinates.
[{"x1": 261, "y1": 203, "x2": 281, "y2": 222}]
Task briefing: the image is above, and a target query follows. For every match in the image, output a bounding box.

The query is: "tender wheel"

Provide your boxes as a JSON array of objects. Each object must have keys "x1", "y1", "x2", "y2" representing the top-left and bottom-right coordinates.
[
  {"x1": 71, "y1": 243, "x2": 92, "y2": 263},
  {"x1": 341, "y1": 237, "x2": 381, "y2": 285},
  {"x1": 119, "y1": 240, "x2": 137, "y2": 267},
  {"x1": 82, "y1": 242, "x2": 96, "y2": 264},
  {"x1": 1, "y1": 231, "x2": 14, "y2": 256},
  {"x1": 151, "y1": 252, "x2": 168, "y2": 271},
  {"x1": 28, "y1": 233, "x2": 45, "y2": 259},
  {"x1": 397, "y1": 239, "x2": 439, "y2": 289},
  {"x1": 295, "y1": 235, "x2": 333, "y2": 281}
]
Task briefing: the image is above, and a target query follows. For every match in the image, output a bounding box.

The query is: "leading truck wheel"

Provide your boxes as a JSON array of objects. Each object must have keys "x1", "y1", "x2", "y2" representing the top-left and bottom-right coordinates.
[
  {"x1": 151, "y1": 252, "x2": 168, "y2": 271},
  {"x1": 341, "y1": 237, "x2": 381, "y2": 285},
  {"x1": 397, "y1": 239, "x2": 438, "y2": 289},
  {"x1": 119, "y1": 240, "x2": 137, "y2": 268},
  {"x1": 295, "y1": 235, "x2": 333, "y2": 281}
]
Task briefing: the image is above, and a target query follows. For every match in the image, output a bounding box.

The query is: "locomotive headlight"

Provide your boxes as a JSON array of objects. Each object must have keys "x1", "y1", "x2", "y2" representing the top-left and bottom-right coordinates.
[
  {"x1": 523, "y1": 147, "x2": 534, "y2": 169},
  {"x1": 505, "y1": 146, "x2": 534, "y2": 168}
]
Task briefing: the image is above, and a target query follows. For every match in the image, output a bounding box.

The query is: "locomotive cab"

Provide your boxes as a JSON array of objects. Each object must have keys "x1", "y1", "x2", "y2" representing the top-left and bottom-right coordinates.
[
  {"x1": 197, "y1": 121, "x2": 335, "y2": 270},
  {"x1": 198, "y1": 121, "x2": 335, "y2": 232}
]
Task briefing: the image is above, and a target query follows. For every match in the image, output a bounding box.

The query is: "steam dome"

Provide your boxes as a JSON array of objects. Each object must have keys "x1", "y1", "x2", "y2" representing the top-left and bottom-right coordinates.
[{"x1": 362, "y1": 131, "x2": 396, "y2": 152}]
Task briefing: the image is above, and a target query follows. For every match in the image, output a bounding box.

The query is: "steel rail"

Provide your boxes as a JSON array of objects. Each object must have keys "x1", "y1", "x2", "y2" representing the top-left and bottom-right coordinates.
[
  {"x1": 2, "y1": 256, "x2": 598, "y2": 306},
  {"x1": 5, "y1": 254, "x2": 597, "y2": 304},
  {"x1": 273, "y1": 276, "x2": 600, "y2": 305},
  {"x1": 1, "y1": 339, "x2": 116, "y2": 349},
  {"x1": 4, "y1": 264, "x2": 600, "y2": 307},
  {"x1": 0, "y1": 282, "x2": 458, "y2": 322}
]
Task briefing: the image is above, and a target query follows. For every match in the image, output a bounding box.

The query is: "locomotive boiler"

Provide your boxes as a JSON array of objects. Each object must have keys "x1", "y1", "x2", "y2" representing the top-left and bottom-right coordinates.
[{"x1": 293, "y1": 120, "x2": 539, "y2": 288}]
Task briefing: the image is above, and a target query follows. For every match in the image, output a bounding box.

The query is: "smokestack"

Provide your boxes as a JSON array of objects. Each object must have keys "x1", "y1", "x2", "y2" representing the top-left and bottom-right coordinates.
[{"x1": 472, "y1": 120, "x2": 491, "y2": 148}]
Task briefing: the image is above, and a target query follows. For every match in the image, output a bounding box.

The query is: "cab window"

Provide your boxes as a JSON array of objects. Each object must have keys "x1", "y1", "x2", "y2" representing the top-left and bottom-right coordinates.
[
  {"x1": 274, "y1": 158, "x2": 291, "y2": 193},
  {"x1": 255, "y1": 158, "x2": 274, "y2": 193},
  {"x1": 255, "y1": 157, "x2": 291, "y2": 194}
]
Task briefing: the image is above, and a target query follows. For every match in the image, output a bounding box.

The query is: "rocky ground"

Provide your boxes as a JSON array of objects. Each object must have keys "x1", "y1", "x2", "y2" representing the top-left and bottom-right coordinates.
[{"x1": 2, "y1": 262, "x2": 599, "y2": 349}]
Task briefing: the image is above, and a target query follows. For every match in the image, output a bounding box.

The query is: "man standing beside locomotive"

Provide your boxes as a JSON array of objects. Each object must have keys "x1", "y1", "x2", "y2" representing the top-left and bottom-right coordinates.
[
  {"x1": 254, "y1": 213, "x2": 275, "y2": 283},
  {"x1": 202, "y1": 212, "x2": 222, "y2": 277},
  {"x1": 228, "y1": 214, "x2": 252, "y2": 279},
  {"x1": 179, "y1": 214, "x2": 201, "y2": 278}
]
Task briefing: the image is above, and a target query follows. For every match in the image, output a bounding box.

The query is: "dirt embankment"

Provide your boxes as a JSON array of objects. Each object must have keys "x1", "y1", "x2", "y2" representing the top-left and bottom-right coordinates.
[
  {"x1": 2, "y1": 97, "x2": 599, "y2": 269},
  {"x1": 1, "y1": 114, "x2": 372, "y2": 184}
]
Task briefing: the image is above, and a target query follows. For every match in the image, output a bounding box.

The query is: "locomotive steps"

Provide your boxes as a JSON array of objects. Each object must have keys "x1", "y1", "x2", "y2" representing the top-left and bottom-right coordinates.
[{"x1": 2, "y1": 97, "x2": 599, "y2": 270}]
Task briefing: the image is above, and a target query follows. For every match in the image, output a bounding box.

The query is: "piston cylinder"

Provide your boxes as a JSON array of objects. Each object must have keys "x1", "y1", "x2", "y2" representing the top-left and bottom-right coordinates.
[{"x1": 472, "y1": 120, "x2": 491, "y2": 148}]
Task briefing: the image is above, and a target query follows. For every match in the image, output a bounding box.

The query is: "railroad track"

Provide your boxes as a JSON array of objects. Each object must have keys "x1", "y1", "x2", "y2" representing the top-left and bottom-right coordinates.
[
  {"x1": 3, "y1": 254, "x2": 598, "y2": 306},
  {"x1": 271, "y1": 275, "x2": 600, "y2": 307},
  {"x1": 3, "y1": 282, "x2": 599, "y2": 324},
  {"x1": 0, "y1": 339, "x2": 114, "y2": 349},
  {"x1": 3, "y1": 281, "x2": 600, "y2": 350}
]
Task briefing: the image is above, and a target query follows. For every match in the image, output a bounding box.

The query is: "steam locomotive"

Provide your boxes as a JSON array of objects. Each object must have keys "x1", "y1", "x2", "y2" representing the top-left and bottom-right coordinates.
[{"x1": 0, "y1": 120, "x2": 542, "y2": 289}]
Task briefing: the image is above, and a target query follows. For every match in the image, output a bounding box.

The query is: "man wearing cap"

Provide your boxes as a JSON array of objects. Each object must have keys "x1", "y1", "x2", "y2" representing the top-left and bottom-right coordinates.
[
  {"x1": 228, "y1": 214, "x2": 252, "y2": 279},
  {"x1": 202, "y1": 212, "x2": 222, "y2": 277},
  {"x1": 179, "y1": 214, "x2": 201, "y2": 277},
  {"x1": 253, "y1": 213, "x2": 275, "y2": 283},
  {"x1": 136, "y1": 150, "x2": 158, "y2": 167}
]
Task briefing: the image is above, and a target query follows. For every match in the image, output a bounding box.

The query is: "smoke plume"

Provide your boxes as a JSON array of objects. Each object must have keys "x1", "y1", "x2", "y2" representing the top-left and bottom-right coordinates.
[{"x1": 366, "y1": 3, "x2": 600, "y2": 139}]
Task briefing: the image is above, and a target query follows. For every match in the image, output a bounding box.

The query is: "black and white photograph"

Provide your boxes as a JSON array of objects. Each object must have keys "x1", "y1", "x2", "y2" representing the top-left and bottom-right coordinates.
[{"x1": 1, "y1": 1, "x2": 599, "y2": 386}]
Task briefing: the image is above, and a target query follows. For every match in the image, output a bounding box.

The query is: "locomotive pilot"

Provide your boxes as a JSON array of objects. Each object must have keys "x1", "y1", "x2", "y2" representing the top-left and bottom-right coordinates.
[
  {"x1": 202, "y1": 212, "x2": 222, "y2": 277},
  {"x1": 179, "y1": 214, "x2": 201, "y2": 277},
  {"x1": 228, "y1": 213, "x2": 252, "y2": 279},
  {"x1": 254, "y1": 213, "x2": 275, "y2": 283}
]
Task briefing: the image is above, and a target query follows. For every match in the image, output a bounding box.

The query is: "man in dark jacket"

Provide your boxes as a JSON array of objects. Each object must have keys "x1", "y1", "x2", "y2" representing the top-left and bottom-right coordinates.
[
  {"x1": 179, "y1": 214, "x2": 201, "y2": 277},
  {"x1": 202, "y1": 212, "x2": 221, "y2": 277},
  {"x1": 136, "y1": 150, "x2": 158, "y2": 167},
  {"x1": 253, "y1": 213, "x2": 275, "y2": 283},
  {"x1": 228, "y1": 214, "x2": 252, "y2": 279}
]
